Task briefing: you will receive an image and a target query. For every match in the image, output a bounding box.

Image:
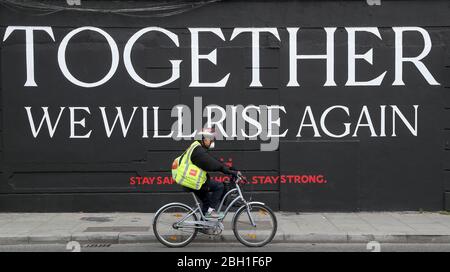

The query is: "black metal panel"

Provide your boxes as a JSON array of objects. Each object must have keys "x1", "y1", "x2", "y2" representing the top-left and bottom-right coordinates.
[
  {"x1": 446, "y1": 192, "x2": 450, "y2": 211},
  {"x1": 145, "y1": 150, "x2": 278, "y2": 172},
  {"x1": 0, "y1": 0, "x2": 448, "y2": 211},
  {"x1": 0, "y1": 191, "x2": 279, "y2": 212},
  {"x1": 444, "y1": 171, "x2": 450, "y2": 191},
  {"x1": 2, "y1": 1, "x2": 450, "y2": 28},
  {"x1": 280, "y1": 140, "x2": 360, "y2": 211}
]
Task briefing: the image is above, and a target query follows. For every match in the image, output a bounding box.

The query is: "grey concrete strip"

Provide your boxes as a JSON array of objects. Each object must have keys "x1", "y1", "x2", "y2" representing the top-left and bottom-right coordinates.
[
  {"x1": 70, "y1": 232, "x2": 120, "y2": 244},
  {"x1": 347, "y1": 234, "x2": 376, "y2": 243},
  {"x1": 283, "y1": 233, "x2": 348, "y2": 243},
  {"x1": 0, "y1": 235, "x2": 29, "y2": 245},
  {"x1": 118, "y1": 232, "x2": 156, "y2": 244},
  {"x1": 0, "y1": 212, "x2": 450, "y2": 245},
  {"x1": 406, "y1": 234, "x2": 450, "y2": 243},
  {"x1": 372, "y1": 234, "x2": 408, "y2": 243},
  {"x1": 3, "y1": 231, "x2": 450, "y2": 245},
  {"x1": 28, "y1": 233, "x2": 72, "y2": 244}
]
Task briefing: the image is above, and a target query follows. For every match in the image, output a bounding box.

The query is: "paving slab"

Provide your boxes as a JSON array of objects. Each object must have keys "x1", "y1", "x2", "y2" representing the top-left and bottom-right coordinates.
[{"x1": 294, "y1": 213, "x2": 342, "y2": 233}]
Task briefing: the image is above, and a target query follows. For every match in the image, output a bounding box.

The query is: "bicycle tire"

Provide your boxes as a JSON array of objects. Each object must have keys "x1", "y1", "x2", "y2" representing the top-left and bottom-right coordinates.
[
  {"x1": 152, "y1": 203, "x2": 198, "y2": 247},
  {"x1": 232, "y1": 203, "x2": 277, "y2": 247}
]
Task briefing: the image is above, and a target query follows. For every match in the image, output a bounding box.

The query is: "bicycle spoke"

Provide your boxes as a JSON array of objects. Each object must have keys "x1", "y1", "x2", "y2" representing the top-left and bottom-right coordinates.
[
  {"x1": 233, "y1": 205, "x2": 276, "y2": 247},
  {"x1": 153, "y1": 205, "x2": 198, "y2": 247}
]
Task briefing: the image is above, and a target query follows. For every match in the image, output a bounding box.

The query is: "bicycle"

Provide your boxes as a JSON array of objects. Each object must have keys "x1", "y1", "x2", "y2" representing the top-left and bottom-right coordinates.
[{"x1": 152, "y1": 174, "x2": 277, "y2": 247}]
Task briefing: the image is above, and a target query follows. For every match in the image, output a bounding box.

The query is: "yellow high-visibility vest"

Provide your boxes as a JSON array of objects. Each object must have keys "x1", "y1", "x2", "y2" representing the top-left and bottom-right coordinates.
[{"x1": 172, "y1": 141, "x2": 207, "y2": 190}]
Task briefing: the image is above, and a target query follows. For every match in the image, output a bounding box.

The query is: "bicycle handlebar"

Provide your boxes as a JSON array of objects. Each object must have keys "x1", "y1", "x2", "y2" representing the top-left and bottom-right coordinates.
[
  {"x1": 223, "y1": 172, "x2": 247, "y2": 185},
  {"x1": 235, "y1": 174, "x2": 247, "y2": 184}
]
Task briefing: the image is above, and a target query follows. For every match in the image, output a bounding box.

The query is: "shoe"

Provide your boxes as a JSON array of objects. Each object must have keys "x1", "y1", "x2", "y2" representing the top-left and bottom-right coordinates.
[{"x1": 205, "y1": 210, "x2": 222, "y2": 219}]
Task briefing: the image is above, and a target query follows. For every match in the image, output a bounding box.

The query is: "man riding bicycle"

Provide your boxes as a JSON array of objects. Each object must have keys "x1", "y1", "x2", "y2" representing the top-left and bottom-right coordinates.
[{"x1": 172, "y1": 128, "x2": 240, "y2": 219}]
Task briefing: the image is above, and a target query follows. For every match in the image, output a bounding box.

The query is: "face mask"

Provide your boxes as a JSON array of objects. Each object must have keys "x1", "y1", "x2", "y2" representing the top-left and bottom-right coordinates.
[{"x1": 209, "y1": 141, "x2": 215, "y2": 149}]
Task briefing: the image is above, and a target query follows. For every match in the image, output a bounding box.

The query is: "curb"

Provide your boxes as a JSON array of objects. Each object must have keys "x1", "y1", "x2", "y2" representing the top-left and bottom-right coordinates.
[
  {"x1": 2, "y1": 232, "x2": 450, "y2": 245},
  {"x1": 0, "y1": 235, "x2": 29, "y2": 245}
]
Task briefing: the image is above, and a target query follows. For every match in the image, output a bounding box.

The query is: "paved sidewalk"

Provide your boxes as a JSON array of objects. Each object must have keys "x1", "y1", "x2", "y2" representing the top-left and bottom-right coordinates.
[{"x1": 0, "y1": 212, "x2": 450, "y2": 245}]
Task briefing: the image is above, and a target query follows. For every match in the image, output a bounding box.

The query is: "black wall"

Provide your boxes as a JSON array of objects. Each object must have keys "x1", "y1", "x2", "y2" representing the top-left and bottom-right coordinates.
[{"x1": 0, "y1": 0, "x2": 449, "y2": 212}]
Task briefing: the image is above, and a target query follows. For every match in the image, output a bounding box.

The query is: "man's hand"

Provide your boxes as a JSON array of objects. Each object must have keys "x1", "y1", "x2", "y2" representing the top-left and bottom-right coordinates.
[
  {"x1": 231, "y1": 170, "x2": 245, "y2": 183},
  {"x1": 230, "y1": 170, "x2": 239, "y2": 178}
]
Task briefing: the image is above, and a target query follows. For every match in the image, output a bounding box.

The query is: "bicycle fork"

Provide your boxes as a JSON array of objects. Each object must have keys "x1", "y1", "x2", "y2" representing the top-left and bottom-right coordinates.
[{"x1": 235, "y1": 184, "x2": 257, "y2": 228}]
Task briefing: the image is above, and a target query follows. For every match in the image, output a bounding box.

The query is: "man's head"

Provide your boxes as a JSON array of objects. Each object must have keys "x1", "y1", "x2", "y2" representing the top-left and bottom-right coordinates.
[{"x1": 199, "y1": 128, "x2": 216, "y2": 149}]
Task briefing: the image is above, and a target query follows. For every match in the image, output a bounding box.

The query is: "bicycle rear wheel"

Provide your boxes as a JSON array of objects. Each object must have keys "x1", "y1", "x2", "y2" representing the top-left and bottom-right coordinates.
[
  {"x1": 153, "y1": 203, "x2": 198, "y2": 247},
  {"x1": 232, "y1": 203, "x2": 277, "y2": 247}
]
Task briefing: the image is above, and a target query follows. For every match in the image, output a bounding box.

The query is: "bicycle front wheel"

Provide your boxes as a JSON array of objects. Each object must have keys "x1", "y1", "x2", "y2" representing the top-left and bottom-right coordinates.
[
  {"x1": 152, "y1": 203, "x2": 198, "y2": 247},
  {"x1": 232, "y1": 203, "x2": 277, "y2": 247}
]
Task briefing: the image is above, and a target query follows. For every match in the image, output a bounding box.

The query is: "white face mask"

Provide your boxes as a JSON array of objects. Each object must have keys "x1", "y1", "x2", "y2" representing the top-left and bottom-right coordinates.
[{"x1": 209, "y1": 141, "x2": 215, "y2": 149}]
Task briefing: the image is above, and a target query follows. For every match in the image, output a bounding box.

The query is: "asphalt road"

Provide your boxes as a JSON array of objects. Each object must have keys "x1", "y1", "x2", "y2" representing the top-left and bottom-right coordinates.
[{"x1": 0, "y1": 243, "x2": 450, "y2": 252}]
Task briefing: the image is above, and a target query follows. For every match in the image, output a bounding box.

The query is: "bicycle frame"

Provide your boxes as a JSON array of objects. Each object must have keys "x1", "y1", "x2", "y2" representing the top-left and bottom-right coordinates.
[{"x1": 173, "y1": 177, "x2": 257, "y2": 230}]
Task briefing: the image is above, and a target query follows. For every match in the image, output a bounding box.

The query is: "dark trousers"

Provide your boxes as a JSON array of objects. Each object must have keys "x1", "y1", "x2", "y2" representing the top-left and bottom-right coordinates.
[{"x1": 186, "y1": 178, "x2": 224, "y2": 214}]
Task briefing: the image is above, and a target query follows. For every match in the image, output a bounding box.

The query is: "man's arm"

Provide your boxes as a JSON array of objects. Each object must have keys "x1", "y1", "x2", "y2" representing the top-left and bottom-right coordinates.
[{"x1": 191, "y1": 145, "x2": 237, "y2": 176}]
